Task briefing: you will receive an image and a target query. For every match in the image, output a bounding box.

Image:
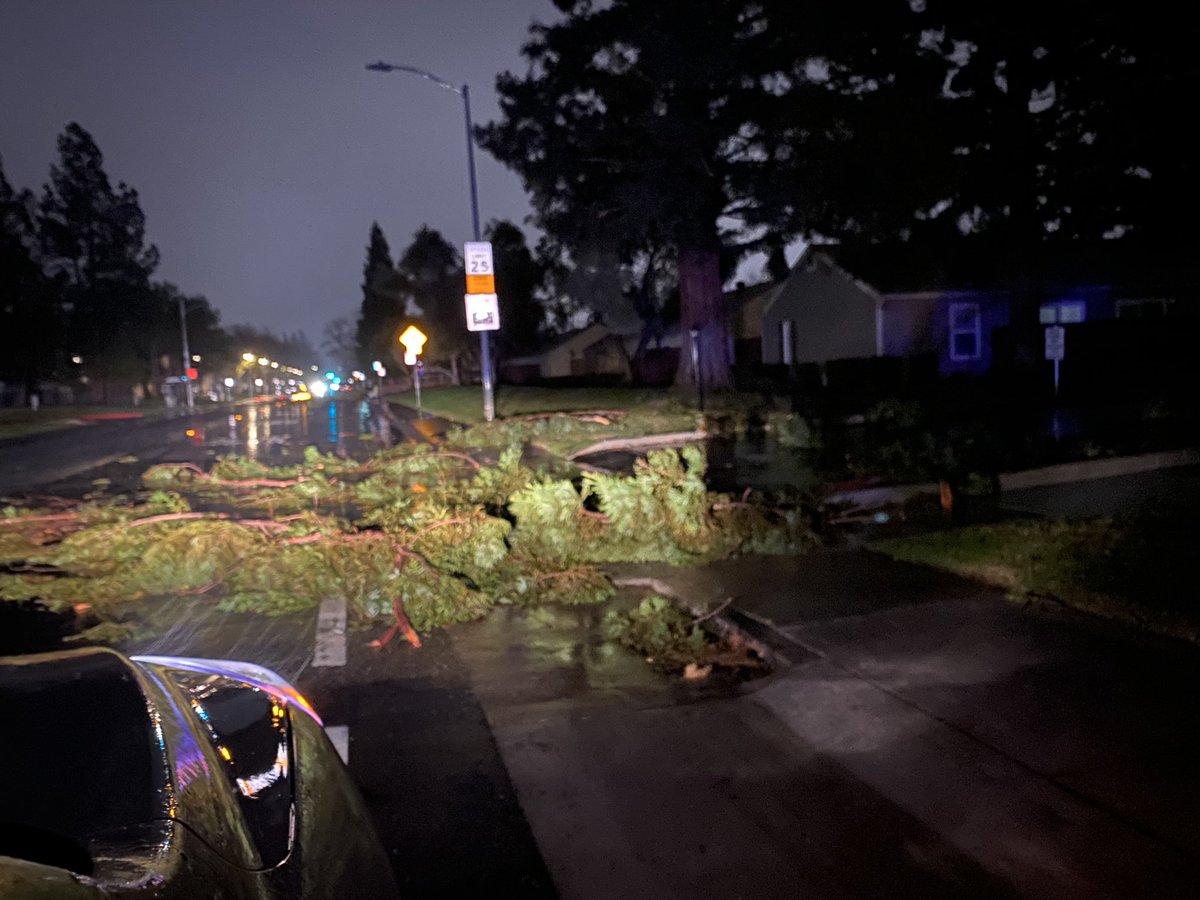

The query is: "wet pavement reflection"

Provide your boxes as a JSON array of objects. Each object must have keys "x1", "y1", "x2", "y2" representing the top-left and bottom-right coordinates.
[{"x1": 183, "y1": 397, "x2": 377, "y2": 465}]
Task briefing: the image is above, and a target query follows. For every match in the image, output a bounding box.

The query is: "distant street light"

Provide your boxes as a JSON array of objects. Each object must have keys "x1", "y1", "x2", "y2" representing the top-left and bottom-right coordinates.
[{"x1": 366, "y1": 59, "x2": 495, "y2": 422}]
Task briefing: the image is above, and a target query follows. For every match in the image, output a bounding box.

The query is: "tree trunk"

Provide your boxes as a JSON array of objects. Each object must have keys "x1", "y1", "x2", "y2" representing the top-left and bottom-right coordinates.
[{"x1": 673, "y1": 245, "x2": 731, "y2": 392}]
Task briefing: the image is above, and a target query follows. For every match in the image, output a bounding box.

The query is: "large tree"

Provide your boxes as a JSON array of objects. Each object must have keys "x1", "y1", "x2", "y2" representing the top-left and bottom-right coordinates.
[
  {"x1": 486, "y1": 218, "x2": 551, "y2": 356},
  {"x1": 355, "y1": 222, "x2": 403, "y2": 367},
  {"x1": 0, "y1": 157, "x2": 59, "y2": 393},
  {"x1": 394, "y1": 226, "x2": 468, "y2": 378},
  {"x1": 480, "y1": 0, "x2": 786, "y2": 391},
  {"x1": 37, "y1": 123, "x2": 159, "y2": 394},
  {"x1": 738, "y1": 1, "x2": 1194, "y2": 344},
  {"x1": 657, "y1": 0, "x2": 1200, "y2": 385}
]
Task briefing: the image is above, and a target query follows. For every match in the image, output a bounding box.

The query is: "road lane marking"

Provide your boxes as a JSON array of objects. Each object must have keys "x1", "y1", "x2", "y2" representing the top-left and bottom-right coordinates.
[
  {"x1": 312, "y1": 596, "x2": 346, "y2": 667},
  {"x1": 326, "y1": 725, "x2": 350, "y2": 764}
]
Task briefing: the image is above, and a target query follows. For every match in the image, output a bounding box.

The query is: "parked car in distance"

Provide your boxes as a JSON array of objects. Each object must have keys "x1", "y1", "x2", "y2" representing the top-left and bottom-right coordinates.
[{"x1": 0, "y1": 647, "x2": 398, "y2": 898}]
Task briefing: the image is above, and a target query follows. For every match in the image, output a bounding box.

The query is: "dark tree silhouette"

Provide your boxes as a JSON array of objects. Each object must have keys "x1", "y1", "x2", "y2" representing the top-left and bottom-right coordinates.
[
  {"x1": 36, "y1": 123, "x2": 159, "y2": 398},
  {"x1": 394, "y1": 226, "x2": 468, "y2": 378},
  {"x1": 485, "y1": 219, "x2": 551, "y2": 357},
  {"x1": 0, "y1": 158, "x2": 59, "y2": 394},
  {"x1": 355, "y1": 222, "x2": 403, "y2": 367},
  {"x1": 479, "y1": 0, "x2": 786, "y2": 391}
]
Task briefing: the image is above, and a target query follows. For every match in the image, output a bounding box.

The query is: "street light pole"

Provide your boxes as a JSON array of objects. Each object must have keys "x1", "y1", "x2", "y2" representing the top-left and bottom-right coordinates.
[
  {"x1": 178, "y1": 293, "x2": 194, "y2": 411},
  {"x1": 366, "y1": 60, "x2": 495, "y2": 422}
]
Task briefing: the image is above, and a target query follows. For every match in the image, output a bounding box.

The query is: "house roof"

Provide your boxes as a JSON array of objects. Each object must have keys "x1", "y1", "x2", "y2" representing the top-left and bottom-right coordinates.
[
  {"x1": 829, "y1": 236, "x2": 1199, "y2": 298},
  {"x1": 544, "y1": 322, "x2": 611, "y2": 355},
  {"x1": 724, "y1": 279, "x2": 781, "y2": 308}
]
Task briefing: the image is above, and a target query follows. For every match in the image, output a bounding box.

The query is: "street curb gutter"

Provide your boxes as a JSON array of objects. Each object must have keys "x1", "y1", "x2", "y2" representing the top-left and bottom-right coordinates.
[
  {"x1": 997, "y1": 447, "x2": 1200, "y2": 491},
  {"x1": 610, "y1": 575, "x2": 805, "y2": 675},
  {"x1": 821, "y1": 447, "x2": 1200, "y2": 510}
]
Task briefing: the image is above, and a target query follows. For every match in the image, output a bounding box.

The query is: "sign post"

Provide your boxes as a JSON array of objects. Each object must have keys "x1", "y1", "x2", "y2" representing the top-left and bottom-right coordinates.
[
  {"x1": 1044, "y1": 324, "x2": 1065, "y2": 397},
  {"x1": 464, "y1": 241, "x2": 500, "y2": 421},
  {"x1": 398, "y1": 325, "x2": 428, "y2": 419}
]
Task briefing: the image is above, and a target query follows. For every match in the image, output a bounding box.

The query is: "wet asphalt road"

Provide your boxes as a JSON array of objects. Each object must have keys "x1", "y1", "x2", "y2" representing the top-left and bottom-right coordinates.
[
  {"x1": 0, "y1": 398, "x2": 560, "y2": 895},
  {"x1": 0, "y1": 397, "x2": 376, "y2": 498}
]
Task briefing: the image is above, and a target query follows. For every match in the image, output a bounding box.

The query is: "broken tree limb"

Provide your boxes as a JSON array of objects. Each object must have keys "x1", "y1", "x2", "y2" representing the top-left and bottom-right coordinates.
[
  {"x1": 155, "y1": 462, "x2": 305, "y2": 489},
  {"x1": 0, "y1": 512, "x2": 81, "y2": 526},
  {"x1": 369, "y1": 596, "x2": 422, "y2": 650},
  {"x1": 565, "y1": 430, "x2": 707, "y2": 461}
]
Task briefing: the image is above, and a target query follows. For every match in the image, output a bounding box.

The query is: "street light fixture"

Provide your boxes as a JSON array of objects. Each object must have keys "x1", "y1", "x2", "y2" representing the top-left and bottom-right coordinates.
[{"x1": 366, "y1": 59, "x2": 495, "y2": 422}]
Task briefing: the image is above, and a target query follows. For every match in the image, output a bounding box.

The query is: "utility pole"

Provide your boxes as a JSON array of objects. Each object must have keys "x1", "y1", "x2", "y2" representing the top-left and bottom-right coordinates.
[
  {"x1": 366, "y1": 61, "x2": 495, "y2": 422},
  {"x1": 178, "y1": 293, "x2": 194, "y2": 411}
]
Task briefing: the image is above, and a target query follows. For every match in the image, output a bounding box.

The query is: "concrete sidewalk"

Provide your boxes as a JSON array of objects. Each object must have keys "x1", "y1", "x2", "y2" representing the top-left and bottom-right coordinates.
[{"x1": 585, "y1": 552, "x2": 1200, "y2": 897}]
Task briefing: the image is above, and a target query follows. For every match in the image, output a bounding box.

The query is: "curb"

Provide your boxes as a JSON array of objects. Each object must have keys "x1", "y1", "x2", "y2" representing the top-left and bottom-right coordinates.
[
  {"x1": 997, "y1": 447, "x2": 1200, "y2": 491},
  {"x1": 820, "y1": 447, "x2": 1200, "y2": 510}
]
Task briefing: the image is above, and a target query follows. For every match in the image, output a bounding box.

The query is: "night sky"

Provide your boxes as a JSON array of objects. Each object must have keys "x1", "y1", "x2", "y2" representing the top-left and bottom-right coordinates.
[{"x1": 0, "y1": 1, "x2": 555, "y2": 347}]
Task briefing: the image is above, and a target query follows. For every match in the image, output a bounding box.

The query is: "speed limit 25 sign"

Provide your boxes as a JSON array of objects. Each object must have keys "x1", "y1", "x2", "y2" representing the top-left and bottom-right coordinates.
[{"x1": 464, "y1": 241, "x2": 495, "y2": 294}]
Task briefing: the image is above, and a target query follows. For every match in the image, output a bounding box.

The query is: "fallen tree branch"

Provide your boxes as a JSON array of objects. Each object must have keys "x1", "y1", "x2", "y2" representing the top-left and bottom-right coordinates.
[
  {"x1": 157, "y1": 462, "x2": 305, "y2": 489},
  {"x1": 120, "y1": 512, "x2": 291, "y2": 533},
  {"x1": 370, "y1": 449, "x2": 482, "y2": 472},
  {"x1": 369, "y1": 596, "x2": 422, "y2": 650},
  {"x1": 283, "y1": 533, "x2": 326, "y2": 546},
  {"x1": 409, "y1": 517, "x2": 472, "y2": 542},
  {"x1": 431, "y1": 450, "x2": 482, "y2": 470},
  {"x1": 179, "y1": 579, "x2": 222, "y2": 596},
  {"x1": 565, "y1": 430, "x2": 707, "y2": 461},
  {"x1": 693, "y1": 597, "x2": 733, "y2": 624},
  {"x1": 0, "y1": 512, "x2": 81, "y2": 526},
  {"x1": 508, "y1": 409, "x2": 625, "y2": 424},
  {"x1": 124, "y1": 512, "x2": 216, "y2": 528}
]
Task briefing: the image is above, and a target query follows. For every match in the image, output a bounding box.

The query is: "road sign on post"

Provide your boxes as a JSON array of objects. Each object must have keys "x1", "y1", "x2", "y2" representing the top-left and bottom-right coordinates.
[
  {"x1": 465, "y1": 293, "x2": 500, "y2": 331},
  {"x1": 1044, "y1": 325, "x2": 1065, "y2": 361},
  {"x1": 398, "y1": 325, "x2": 428, "y2": 418},
  {"x1": 1045, "y1": 325, "x2": 1065, "y2": 397},
  {"x1": 464, "y1": 241, "x2": 495, "y2": 294},
  {"x1": 399, "y1": 324, "x2": 427, "y2": 358}
]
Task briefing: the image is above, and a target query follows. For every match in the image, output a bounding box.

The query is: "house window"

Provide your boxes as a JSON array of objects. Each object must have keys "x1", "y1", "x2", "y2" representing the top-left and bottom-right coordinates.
[
  {"x1": 948, "y1": 302, "x2": 982, "y2": 361},
  {"x1": 1039, "y1": 300, "x2": 1086, "y2": 324},
  {"x1": 1116, "y1": 298, "x2": 1170, "y2": 319}
]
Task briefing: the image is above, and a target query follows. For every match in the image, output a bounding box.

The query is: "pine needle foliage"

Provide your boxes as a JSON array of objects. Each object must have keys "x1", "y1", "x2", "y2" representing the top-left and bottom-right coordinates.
[{"x1": 0, "y1": 437, "x2": 811, "y2": 643}]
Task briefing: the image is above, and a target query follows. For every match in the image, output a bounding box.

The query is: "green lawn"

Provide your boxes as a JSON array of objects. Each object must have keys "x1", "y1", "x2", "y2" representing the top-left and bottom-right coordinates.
[
  {"x1": 873, "y1": 515, "x2": 1199, "y2": 643},
  {"x1": 389, "y1": 384, "x2": 686, "y2": 424},
  {"x1": 0, "y1": 405, "x2": 155, "y2": 440}
]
